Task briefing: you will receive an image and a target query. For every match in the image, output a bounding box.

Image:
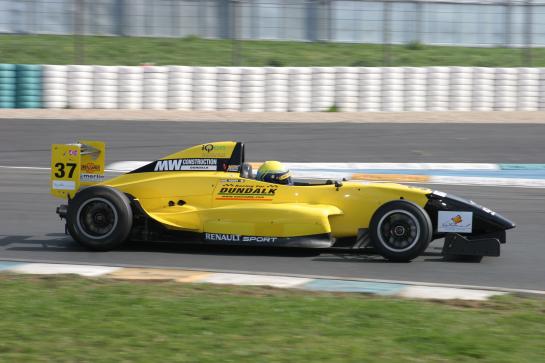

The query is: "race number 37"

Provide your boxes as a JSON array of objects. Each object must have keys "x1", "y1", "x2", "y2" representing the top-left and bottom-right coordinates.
[{"x1": 54, "y1": 162, "x2": 77, "y2": 178}]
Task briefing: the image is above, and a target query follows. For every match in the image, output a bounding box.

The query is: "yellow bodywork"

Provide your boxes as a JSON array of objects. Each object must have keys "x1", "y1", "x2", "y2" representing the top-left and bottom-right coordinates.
[
  {"x1": 50, "y1": 140, "x2": 105, "y2": 198},
  {"x1": 52, "y1": 141, "x2": 431, "y2": 239}
]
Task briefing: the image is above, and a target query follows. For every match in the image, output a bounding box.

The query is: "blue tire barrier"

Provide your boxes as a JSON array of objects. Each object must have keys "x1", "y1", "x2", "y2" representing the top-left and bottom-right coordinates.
[
  {"x1": 0, "y1": 91, "x2": 15, "y2": 101},
  {"x1": 0, "y1": 83, "x2": 16, "y2": 92},
  {"x1": 16, "y1": 94, "x2": 42, "y2": 102},
  {"x1": 16, "y1": 64, "x2": 41, "y2": 72},
  {"x1": 15, "y1": 94, "x2": 41, "y2": 103},
  {"x1": 16, "y1": 77, "x2": 42, "y2": 85},
  {"x1": 0, "y1": 70, "x2": 16, "y2": 78},
  {"x1": 16, "y1": 89, "x2": 42, "y2": 97},
  {"x1": 16, "y1": 101, "x2": 42, "y2": 109},
  {"x1": 15, "y1": 64, "x2": 42, "y2": 108},
  {"x1": 0, "y1": 64, "x2": 17, "y2": 71},
  {"x1": 0, "y1": 95, "x2": 15, "y2": 101},
  {"x1": 0, "y1": 63, "x2": 16, "y2": 108},
  {"x1": 17, "y1": 72, "x2": 42, "y2": 79},
  {"x1": 0, "y1": 102, "x2": 15, "y2": 108},
  {"x1": 15, "y1": 82, "x2": 40, "y2": 91}
]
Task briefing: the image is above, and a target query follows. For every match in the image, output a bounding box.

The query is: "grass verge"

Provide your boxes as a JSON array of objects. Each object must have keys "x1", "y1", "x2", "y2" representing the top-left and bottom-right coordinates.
[
  {"x1": 0, "y1": 274, "x2": 543, "y2": 362},
  {"x1": 0, "y1": 35, "x2": 543, "y2": 67}
]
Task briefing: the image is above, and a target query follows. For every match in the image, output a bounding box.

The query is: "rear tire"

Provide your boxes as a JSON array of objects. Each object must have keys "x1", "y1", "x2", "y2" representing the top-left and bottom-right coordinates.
[
  {"x1": 67, "y1": 186, "x2": 132, "y2": 251},
  {"x1": 369, "y1": 200, "x2": 432, "y2": 262}
]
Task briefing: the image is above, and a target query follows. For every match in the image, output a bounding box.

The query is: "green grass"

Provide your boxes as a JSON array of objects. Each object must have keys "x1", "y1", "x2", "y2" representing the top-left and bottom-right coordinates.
[
  {"x1": 0, "y1": 34, "x2": 543, "y2": 67},
  {"x1": 0, "y1": 274, "x2": 543, "y2": 362}
]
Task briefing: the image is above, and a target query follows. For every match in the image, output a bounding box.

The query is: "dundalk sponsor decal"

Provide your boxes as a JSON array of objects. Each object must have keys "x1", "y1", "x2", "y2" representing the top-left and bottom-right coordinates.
[
  {"x1": 438, "y1": 211, "x2": 473, "y2": 233},
  {"x1": 154, "y1": 158, "x2": 217, "y2": 171},
  {"x1": 216, "y1": 185, "x2": 278, "y2": 201},
  {"x1": 204, "y1": 233, "x2": 278, "y2": 243}
]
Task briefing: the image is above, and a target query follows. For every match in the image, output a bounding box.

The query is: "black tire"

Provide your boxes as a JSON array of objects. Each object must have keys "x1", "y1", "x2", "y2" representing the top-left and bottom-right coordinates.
[
  {"x1": 67, "y1": 186, "x2": 133, "y2": 251},
  {"x1": 369, "y1": 200, "x2": 432, "y2": 262}
]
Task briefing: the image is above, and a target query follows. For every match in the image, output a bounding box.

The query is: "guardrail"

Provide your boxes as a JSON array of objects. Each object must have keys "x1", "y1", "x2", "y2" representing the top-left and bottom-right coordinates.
[{"x1": 3, "y1": 65, "x2": 545, "y2": 111}]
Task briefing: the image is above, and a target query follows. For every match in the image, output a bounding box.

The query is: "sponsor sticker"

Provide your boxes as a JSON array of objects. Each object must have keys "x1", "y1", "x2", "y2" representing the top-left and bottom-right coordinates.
[
  {"x1": 154, "y1": 158, "x2": 217, "y2": 171},
  {"x1": 202, "y1": 144, "x2": 227, "y2": 153},
  {"x1": 80, "y1": 174, "x2": 105, "y2": 182},
  {"x1": 52, "y1": 180, "x2": 76, "y2": 190},
  {"x1": 215, "y1": 185, "x2": 278, "y2": 201},
  {"x1": 199, "y1": 144, "x2": 230, "y2": 157},
  {"x1": 78, "y1": 140, "x2": 105, "y2": 186},
  {"x1": 438, "y1": 211, "x2": 473, "y2": 233},
  {"x1": 81, "y1": 162, "x2": 101, "y2": 173},
  {"x1": 204, "y1": 233, "x2": 278, "y2": 243}
]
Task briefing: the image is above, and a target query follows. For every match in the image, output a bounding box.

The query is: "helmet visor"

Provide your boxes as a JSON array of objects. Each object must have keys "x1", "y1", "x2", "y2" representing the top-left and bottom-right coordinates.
[{"x1": 262, "y1": 170, "x2": 292, "y2": 185}]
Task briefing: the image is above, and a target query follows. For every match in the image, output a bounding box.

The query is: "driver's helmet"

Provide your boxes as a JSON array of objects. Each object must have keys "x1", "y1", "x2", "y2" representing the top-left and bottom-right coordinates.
[{"x1": 256, "y1": 161, "x2": 292, "y2": 185}]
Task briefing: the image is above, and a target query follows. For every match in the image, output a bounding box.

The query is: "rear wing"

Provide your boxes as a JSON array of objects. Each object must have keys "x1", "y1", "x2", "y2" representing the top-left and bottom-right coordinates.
[{"x1": 50, "y1": 140, "x2": 105, "y2": 199}]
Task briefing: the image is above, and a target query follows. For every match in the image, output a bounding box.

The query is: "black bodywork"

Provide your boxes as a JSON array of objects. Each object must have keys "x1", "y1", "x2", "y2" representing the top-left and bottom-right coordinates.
[{"x1": 425, "y1": 191, "x2": 516, "y2": 257}]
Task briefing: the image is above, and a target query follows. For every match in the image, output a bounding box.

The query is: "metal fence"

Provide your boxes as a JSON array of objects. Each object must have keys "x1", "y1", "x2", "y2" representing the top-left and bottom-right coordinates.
[{"x1": 0, "y1": 0, "x2": 544, "y2": 65}]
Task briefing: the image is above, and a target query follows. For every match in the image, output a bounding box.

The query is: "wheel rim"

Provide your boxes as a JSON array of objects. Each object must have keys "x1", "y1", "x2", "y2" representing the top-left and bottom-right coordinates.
[
  {"x1": 76, "y1": 197, "x2": 118, "y2": 240},
  {"x1": 377, "y1": 209, "x2": 421, "y2": 252}
]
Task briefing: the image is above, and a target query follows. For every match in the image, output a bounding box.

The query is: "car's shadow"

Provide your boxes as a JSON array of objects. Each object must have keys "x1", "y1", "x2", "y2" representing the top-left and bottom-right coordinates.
[
  {"x1": 0, "y1": 234, "x2": 462, "y2": 263},
  {"x1": 1, "y1": 234, "x2": 350, "y2": 258},
  {"x1": 0, "y1": 234, "x2": 321, "y2": 256},
  {"x1": 0, "y1": 234, "x2": 82, "y2": 251}
]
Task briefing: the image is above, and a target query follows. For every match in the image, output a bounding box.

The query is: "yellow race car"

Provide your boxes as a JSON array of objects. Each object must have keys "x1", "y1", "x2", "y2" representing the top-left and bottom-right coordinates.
[{"x1": 50, "y1": 141, "x2": 515, "y2": 262}]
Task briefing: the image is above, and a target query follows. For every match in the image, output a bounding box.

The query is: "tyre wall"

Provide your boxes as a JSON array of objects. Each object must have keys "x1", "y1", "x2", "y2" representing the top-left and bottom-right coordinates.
[
  {"x1": 0, "y1": 64, "x2": 43, "y2": 109},
  {"x1": 16, "y1": 64, "x2": 42, "y2": 109},
  {"x1": 4, "y1": 65, "x2": 545, "y2": 111},
  {"x1": 0, "y1": 64, "x2": 17, "y2": 109}
]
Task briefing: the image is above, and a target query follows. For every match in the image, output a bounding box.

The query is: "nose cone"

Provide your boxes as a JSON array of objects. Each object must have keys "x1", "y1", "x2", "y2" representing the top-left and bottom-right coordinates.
[{"x1": 427, "y1": 191, "x2": 516, "y2": 231}]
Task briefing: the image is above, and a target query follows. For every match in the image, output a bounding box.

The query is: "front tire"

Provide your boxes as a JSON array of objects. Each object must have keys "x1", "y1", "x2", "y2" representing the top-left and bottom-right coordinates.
[
  {"x1": 67, "y1": 186, "x2": 133, "y2": 251},
  {"x1": 369, "y1": 200, "x2": 432, "y2": 262}
]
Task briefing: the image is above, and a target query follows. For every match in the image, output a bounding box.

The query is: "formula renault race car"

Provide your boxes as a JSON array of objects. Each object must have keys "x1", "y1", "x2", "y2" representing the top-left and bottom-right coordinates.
[{"x1": 50, "y1": 141, "x2": 515, "y2": 262}]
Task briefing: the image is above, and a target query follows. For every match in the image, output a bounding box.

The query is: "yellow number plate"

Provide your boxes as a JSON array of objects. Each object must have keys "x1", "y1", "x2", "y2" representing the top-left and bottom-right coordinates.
[{"x1": 51, "y1": 144, "x2": 81, "y2": 199}]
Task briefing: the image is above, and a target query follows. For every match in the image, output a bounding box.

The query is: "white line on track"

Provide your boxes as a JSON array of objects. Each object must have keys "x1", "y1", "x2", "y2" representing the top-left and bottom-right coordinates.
[
  {"x1": 0, "y1": 165, "x2": 50, "y2": 171},
  {"x1": 282, "y1": 162, "x2": 501, "y2": 171},
  {"x1": 430, "y1": 175, "x2": 545, "y2": 188}
]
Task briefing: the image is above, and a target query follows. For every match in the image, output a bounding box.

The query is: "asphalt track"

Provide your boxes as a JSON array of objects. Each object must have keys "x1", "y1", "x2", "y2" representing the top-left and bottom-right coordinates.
[{"x1": 1, "y1": 120, "x2": 544, "y2": 290}]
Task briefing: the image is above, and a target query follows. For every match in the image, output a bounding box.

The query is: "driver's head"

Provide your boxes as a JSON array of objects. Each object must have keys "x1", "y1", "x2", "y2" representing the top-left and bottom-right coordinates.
[{"x1": 256, "y1": 161, "x2": 292, "y2": 185}]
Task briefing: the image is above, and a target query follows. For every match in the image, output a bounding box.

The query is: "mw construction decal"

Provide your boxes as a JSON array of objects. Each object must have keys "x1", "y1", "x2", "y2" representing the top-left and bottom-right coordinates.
[
  {"x1": 154, "y1": 158, "x2": 217, "y2": 171},
  {"x1": 131, "y1": 158, "x2": 231, "y2": 173},
  {"x1": 216, "y1": 184, "x2": 278, "y2": 201}
]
